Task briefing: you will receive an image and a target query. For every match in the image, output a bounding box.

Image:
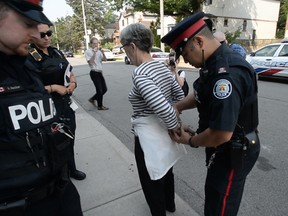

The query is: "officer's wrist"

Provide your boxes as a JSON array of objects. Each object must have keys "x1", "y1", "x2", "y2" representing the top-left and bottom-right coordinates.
[
  {"x1": 188, "y1": 136, "x2": 198, "y2": 148},
  {"x1": 70, "y1": 81, "x2": 77, "y2": 88}
]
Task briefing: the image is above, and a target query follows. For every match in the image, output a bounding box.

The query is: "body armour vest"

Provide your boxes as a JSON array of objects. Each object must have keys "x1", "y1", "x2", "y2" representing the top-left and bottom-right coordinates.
[{"x1": 0, "y1": 54, "x2": 69, "y2": 199}]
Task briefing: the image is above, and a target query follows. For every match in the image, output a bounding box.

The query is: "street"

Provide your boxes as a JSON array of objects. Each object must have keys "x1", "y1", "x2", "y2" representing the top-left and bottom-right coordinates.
[{"x1": 71, "y1": 59, "x2": 288, "y2": 216}]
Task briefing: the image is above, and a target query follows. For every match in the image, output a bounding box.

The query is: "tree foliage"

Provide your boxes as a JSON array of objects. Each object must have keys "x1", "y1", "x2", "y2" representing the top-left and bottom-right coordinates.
[
  {"x1": 60, "y1": 0, "x2": 118, "y2": 50},
  {"x1": 277, "y1": 0, "x2": 288, "y2": 38}
]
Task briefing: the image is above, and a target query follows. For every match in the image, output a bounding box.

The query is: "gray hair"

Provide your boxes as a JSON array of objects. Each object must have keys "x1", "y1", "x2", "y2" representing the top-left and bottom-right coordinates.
[{"x1": 120, "y1": 23, "x2": 153, "y2": 53}]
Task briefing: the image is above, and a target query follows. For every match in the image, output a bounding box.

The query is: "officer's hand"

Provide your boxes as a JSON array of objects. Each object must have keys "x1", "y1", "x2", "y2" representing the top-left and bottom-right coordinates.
[
  {"x1": 183, "y1": 125, "x2": 196, "y2": 136},
  {"x1": 67, "y1": 84, "x2": 75, "y2": 94},
  {"x1": 54, "y1": 85, "x2": 68, "y2": 96},
  {"x1": 169, "y1": 126, "x2": 191, "y2": 145}
]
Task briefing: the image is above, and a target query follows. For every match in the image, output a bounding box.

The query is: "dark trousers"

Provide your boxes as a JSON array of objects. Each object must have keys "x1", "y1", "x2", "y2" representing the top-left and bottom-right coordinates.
[
  {"x1": 204, "y1": 141, "x2": 260, "y2": 216},
  {"x1": 24, "y1": 181, "x2": 83, "y2": 216},
  {"x1": 53, "y1": 95, "x2": 77, "y2": 173},
  {"x1": 89, "y1": 70, "x2": 107, "y2": 107},
  {"x1": 1, "y1": 181, "x2": 82, "y2": 216},
  {"x1": 134, "y1": 137, "x2": 175, "y2": 216}
]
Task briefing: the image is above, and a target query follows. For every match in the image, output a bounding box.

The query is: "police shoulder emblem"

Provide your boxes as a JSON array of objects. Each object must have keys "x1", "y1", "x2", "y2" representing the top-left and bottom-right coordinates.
[{"x1": 213, "y1": 79, "x2": 232, "y2": 99}]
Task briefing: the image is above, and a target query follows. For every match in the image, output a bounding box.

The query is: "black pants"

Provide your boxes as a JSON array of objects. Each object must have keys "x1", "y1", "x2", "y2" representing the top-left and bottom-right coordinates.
[
  {"x1": 1, "y1": 181, "x2": 82, "y2": 216},
  {"x1": 134, "y1": 137, "x2": 175, "y2": 216},
  {"x1": 53, "y1": 95, "x2": 77, "y2": 173},
  {"x1": 89, "y1": 70, "x2": 107, "y2": 107},
  {"x1": 204, "y1": 141, "x2": 260, "y2": 216},
  {"x1": 25, "y1": 181, "x2": 82, "y2": 216}
]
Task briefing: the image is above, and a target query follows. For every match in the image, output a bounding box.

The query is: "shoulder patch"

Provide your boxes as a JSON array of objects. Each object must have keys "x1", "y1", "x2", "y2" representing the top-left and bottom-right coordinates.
[{"x1": 213, "y1": 79, "x2": 232, "y2": 99}]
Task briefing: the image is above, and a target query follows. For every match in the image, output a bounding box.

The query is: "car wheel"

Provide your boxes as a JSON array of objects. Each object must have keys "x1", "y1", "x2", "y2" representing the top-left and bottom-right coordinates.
[{"x1": 125, "y1": 56, "x2": 130, "y2": 64}]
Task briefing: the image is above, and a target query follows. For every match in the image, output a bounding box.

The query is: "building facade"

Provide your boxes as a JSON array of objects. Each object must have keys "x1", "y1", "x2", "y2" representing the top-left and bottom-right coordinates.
[{"x1": 203, "y1": 0, "x2": 281, "y2": 40}]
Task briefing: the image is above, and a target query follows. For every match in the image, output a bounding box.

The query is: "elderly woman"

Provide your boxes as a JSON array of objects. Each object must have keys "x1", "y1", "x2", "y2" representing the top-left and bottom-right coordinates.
[{"x1": 120, "y1": 23, "x2": 186, "y2": 216}]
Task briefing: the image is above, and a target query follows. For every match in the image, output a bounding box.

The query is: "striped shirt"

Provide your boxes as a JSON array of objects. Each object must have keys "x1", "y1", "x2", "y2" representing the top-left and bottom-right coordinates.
[{"x1": 128, "y1": 61, "x2": 184, "y2": 130}]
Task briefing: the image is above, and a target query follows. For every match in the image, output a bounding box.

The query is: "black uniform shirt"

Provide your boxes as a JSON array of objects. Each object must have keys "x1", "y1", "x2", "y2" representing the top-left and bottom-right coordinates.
[
  {"x1": 0, "y1": 52, "x2": 56, "y2": 194},
  {"x1": 28, "y1": 45, "x2": 72, "y2": 86},
  {"x1": 194, "y1": 45, "x2": 257, "y2": 134}
]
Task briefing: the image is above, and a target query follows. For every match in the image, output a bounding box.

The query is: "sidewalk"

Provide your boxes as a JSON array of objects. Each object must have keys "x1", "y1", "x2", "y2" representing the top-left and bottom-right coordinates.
[{"x1": 71, "y1": 102, "x2": 200, "y2": 216}]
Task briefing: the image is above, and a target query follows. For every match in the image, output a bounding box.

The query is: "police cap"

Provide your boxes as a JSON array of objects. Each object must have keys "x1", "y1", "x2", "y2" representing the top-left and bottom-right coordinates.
[
  {"x1": 161, "y1": 12, "x2": 206, "y2": 59},
  {"x1": 2, "y1": 0, "x2": 52, "y2": 25}
]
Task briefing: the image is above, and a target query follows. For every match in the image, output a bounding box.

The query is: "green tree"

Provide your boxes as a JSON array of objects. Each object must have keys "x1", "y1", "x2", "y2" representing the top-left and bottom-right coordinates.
[
  {"x1": 225, "y1": 29, "x2": 242, "y2": 44},
  {"x1": 277, "y1": 0, "x2": 288, "y2": 38},
  {"x1": 150, "y1": 19, "x2": 161, "y2": 47},
  {"x1": 51, "y1": 16, "x2": 83, "y2": 52},
  {"x1": 66, "y1": 0, "x2": 117, "y2": 37}
]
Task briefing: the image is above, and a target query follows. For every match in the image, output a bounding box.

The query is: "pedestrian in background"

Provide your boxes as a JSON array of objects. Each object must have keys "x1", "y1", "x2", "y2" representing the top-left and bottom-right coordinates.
[
  {"x1": 120, "y1": 23, "x2": 186, "y2": 216},
  {"x1": 27, "y1": 23, "x2": 86, "y2": 181},
  {"x1": 166, "y1": 50, "x2": 189, "y2": 96},
  {"x1": 213, "y1": 31, "x2": 247, "y2": 58},
  {"x1": 162, "y1": 12, "x2": 260, "y2": 216},
  {"x1": 0, "y1": 0, "x2": 83, "y2": 215},
  {"x1": 85, "y1": 37, "x2": 109, "y2": 110}
]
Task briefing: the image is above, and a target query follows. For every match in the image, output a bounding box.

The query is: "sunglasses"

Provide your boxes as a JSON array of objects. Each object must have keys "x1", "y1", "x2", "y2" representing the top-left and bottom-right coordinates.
[{"x1": 40, "y1": 30, "x2": 52, "y2": 38}]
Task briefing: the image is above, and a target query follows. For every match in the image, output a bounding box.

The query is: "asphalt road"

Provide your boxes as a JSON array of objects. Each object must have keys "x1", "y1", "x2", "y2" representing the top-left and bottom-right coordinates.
[{"x1": 70, "y1": 59, "x2": 288, "y2": 216}]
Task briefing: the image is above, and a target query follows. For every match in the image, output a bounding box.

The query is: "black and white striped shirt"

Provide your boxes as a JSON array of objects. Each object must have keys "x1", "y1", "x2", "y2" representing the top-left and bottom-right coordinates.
[{"x1": 128, "y1": 61, "x2": 184, "y2": 130}]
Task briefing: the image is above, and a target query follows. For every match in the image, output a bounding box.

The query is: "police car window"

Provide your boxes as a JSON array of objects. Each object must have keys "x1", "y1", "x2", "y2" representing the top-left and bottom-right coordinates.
[
  {"x1": 255, "y1": 45, "x2": 279, "y2": 57},
  {"x1": 278, "y1": 45, "x2": 288, "y2": 57}
]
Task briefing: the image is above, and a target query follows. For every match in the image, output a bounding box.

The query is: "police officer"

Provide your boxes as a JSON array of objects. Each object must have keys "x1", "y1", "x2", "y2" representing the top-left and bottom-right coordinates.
[
  {"x1": 162, "y1": 12, "x2": 260, "y2": 216},
  {"x1": 0, "y1": 0, "x2": 83, "y2": 215},
  {"x1": 27, "y1": 23, "x2": 86, "y2": 181}
]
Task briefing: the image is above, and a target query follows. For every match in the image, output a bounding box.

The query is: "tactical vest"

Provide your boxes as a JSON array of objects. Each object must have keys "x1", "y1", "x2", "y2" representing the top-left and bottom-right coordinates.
[{"x1": 0, "y1": 65, "x2": 70, "y2": 199}]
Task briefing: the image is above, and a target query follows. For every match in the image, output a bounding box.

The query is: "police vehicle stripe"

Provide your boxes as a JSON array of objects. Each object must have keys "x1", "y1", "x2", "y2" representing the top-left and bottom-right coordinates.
[{"x1": 255, "y1": 68, "x2": 288, "y2": 76}]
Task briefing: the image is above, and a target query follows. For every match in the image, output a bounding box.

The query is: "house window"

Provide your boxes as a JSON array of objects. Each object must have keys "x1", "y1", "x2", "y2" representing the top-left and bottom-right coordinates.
[
  {"x1": 122, "y1": 20, "x2": 124, "y2": 27},
  {"x1": 243, "y1": 20, "x2": 247, "y2": 31},
  {"x1": 224, "y1": 18, "x2": 228, "y2": 27}
]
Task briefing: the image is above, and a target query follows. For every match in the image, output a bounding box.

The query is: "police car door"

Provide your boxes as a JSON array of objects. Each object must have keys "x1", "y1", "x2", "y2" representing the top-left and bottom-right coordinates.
[
  {"x1": 272, "y1": 43, "x2": 288, "y2": 79},
  {"x1": 246, "y1": 44, "x2": 280, "y2": 77}
]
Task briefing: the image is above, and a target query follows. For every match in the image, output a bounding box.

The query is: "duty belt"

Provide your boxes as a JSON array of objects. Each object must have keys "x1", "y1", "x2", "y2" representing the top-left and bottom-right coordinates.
[{"x1": 0, "y1": 179, "x2": 57, "y2": 211}]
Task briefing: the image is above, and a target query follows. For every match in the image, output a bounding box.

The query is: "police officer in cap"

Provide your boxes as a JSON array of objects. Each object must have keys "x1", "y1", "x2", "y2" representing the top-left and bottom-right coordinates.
[
  {"x1": 0, "y1": 0, "x2": 83, "y2": 215},
  {"x1": 162, "y1": 12, "x2": 260, "y2": 216}
]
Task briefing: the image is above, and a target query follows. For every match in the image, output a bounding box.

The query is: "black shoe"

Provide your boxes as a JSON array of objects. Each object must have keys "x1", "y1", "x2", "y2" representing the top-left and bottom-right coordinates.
[
  {"x1": 71, "y1": 170, "x2": 86, "y2": 180},
  {"x1": 98, "y1": 106, "x2": 109, "y2": 110},
  {"x1": 88, "y1": 99, "x2": 96, "y2": 106},
  {"x1": 166, "y1": 204, "x2": 176, "y2": 213}
]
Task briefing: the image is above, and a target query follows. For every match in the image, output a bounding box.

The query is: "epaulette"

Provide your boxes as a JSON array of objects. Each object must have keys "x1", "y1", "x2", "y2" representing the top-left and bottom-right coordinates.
[{"x1": 29, "y1": 47, "x2": 42, "y2": 62}]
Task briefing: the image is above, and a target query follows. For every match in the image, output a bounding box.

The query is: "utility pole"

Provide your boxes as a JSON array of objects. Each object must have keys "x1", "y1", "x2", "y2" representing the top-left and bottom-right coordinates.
[
  {"x1": 81, "y1": 0, "x2": 89, "y2": 50},
  {"x1": 53, "y1": 24, "x2": 60, "y2": 50},
  {"x1": 160, "y1": 0, "x2": 164, "y2": 51}
]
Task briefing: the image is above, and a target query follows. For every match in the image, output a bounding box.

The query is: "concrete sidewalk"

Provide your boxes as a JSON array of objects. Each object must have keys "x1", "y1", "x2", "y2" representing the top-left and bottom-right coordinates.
[{"x1": 71, "y1": 102, "x2": 200, "y2": 216}]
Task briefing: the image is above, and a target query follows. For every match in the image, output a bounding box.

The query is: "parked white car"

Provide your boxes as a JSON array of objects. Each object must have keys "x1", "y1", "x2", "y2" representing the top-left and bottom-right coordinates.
[
  {"x1": 102, "y1": 49, "x2": 115, "y2": 61},
  {"x1": 112, "y1": 46, "x2": 123, "y2": 55},
  {"x1": 246, "y1": 42, "x2": 288, "y2": 80},
  {"x1": 124, "y1": 47, "x2": 169, "y2": 64}
]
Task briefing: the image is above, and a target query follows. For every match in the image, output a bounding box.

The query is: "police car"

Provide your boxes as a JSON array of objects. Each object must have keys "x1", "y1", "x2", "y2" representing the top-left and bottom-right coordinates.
[{"x1": 246, "y1": 42, "x2": 288, "y2": 80}]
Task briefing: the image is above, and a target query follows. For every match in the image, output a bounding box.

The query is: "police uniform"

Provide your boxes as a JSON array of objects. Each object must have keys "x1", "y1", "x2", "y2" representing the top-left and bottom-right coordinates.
[
  {"x1": 162, "y1": 12, "x2": 260, "y2": 216},
  {"x1": 0, "y1": 0, "x2": 82, "y2": 215},
  {"x1": 27, "y1": 44, "x2": 86, "y2": 180}
]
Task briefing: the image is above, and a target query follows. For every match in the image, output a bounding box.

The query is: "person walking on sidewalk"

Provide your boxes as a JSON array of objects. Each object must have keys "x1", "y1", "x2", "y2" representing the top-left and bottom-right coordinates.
[
  {"x1": 162, "y1": 12, "x2": 260, "y2": 216},
  {"x1": 27, "y1": 23, "x2": 86, "y2": 181},
  {"x1": 85, "y1": 37, "x2": 109, "y2": 110},
  {"x1": 0, "y1": 0, "x2": 83, "y2": 215},
  {"x1": 120, "y1": 23, "x2": 186, "y2": 216}
]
